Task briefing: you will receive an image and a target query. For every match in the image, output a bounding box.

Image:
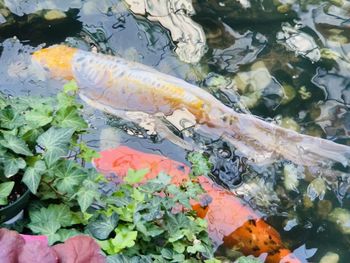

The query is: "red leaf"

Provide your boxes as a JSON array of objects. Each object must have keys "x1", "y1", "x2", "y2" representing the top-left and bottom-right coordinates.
[
  {"x1": 52, "y1": 235, "x2": 106, "y2": 263},
  {"x1": 0, "y1": 228, "x2": 25, "y2": 263},
  {"x1": 19, "y1": 240, "x2": 58, "y2": 263}
]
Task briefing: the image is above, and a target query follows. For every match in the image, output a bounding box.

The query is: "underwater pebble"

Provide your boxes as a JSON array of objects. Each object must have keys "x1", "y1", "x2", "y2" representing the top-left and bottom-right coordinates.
[
  {"x1": 328, "y1": 208, "x2": 350, "y2": 234},
  {"x1": 321, "y1": 48, "x2": 340, "y2": 61},
  {"x1": 44, "y1": 10, "x2": 67, "y2": 20},
  {"x1": 277, "y1": 22, "x2": 321, "y2": 62},
  {"x1": 298, "y1": 86, "x2": 311, "y2": 100},
  {"x1": 277, "y1": 4, "x2": 290, "y2": 13},
  {"x1": 204, "y1": 73, "x2": 233, "y2": 92},
  {"x1": 319, "y1": 252, "x2": 339, "y2": 263},
  {"x1": 283, "y1": 218, "x2": 298, "y2": 231},
  {"x1": 279, "y1": 117, "x2": 301, "y2": 132},
  {"x1": 303, "y1": 195, "x2": 314, "y2": 209},
  {"x1": 0, "y1": 13, "x2": 6, "y2": 24},
  {"x1": 317, "y1": 200, "x2": 332, "y2": 219},
  {"x1": 281, "y1": 84, "x2": 296, "y2": 104},
  {"x1": 234, "y1": 61, "x2": 272, "y2": 93},
  {"x1": 309, "y1": 104, "x2": 321, "y2": 120},
  {"x1": 307, "y1": 177, "x2": 327, "y2": 201},
  {"x1": 329, "y1": 36, "x2": 348, "y2": 45},
  {"x1": 4, "y1": 0, "x2": 82, "y2": 16},
  {"x1": 234, "y1": 61, "x2": 274, "y2": 108},
  {"x1": 283, "y1": 163, "x2": 300, "y2": 192},
  {"x1": 0, "y1": 8, "x2": 11, "y2": 18},
  {"x1": 305, "y1": 125, "x2": 324, "y2": 138}
]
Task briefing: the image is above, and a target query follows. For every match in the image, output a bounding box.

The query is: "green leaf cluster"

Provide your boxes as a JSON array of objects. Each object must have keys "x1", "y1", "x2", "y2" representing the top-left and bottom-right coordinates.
[
  {"x1": 187, "y1": 152, "x2": 212, "y2": 177},
  {"x1": 27, "y1": 204, "x2": 81, "y2": 244},
  {"x1": 25, "y1": 169, "x2": 216, "y2": 261},
  {"x1": 0, "y1": 85, "x2": 99, "y2": 210},
  {"x1": 93, "y1": 171, "x2": 214, "y2": 261}
]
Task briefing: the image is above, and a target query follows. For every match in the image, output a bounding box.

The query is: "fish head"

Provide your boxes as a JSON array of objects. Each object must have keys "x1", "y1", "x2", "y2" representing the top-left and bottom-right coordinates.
[{"x1": 31, "y1": 45, "x2": 77, "y2": 80}]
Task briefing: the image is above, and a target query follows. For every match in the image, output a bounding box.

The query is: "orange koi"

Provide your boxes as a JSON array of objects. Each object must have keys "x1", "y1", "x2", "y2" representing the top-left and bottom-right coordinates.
[
  {"x1": 32, "y1": 45, "x2": 350, "y2": 167},
  {"x1": 93, "y1": 146, "x2": 301, "y2": 263}
]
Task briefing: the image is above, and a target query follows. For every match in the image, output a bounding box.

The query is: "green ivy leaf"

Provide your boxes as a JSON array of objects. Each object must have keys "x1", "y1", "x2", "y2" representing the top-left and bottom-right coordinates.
[
  {"x1": 28, "y1": 220, "x2": 61, "y2": 245},
  {"x1": 54, "y1": 161, "x2": 86, "y2": 195},
  {"x1": 54, "y1": 205, "x2": 76, "y2": 227},
  {"x1": 204, "y1": 259, "x2": 222, "y2": 263},
  {"x1": 173, "y1": 241, "x2": 185, "y2": 254},
  {"x1": 63, "y1": 80, "x2": 79, "y2": 93},
  {"x1": 0, "y1": 133, "x2": 33, "y2": 156},
  {"x1": 98, "y1": 226, "x2": 138, "y2": 254},
  {"x1": 235, "y1": 256, "x2": 263, "y2": 263},
  {"x1": 106, "y1": 254, "x2": 153, "y2": 263},
  {"x1": 0, "y1": 107, "x2": 25, "y2": 129},
  {"x1": 77, "y1": 187, "x2": 97, "y2": 212},
  {"x1": 3, "y1": 155, "x2": 26, "y2": 178},
  {"x1": 187, "y1": 152, "x2": 212, "y2": 176},
  {"x1": 0, "y1": 182, "x2": 15, "y2": 205},
  {"x1": 57, "y1": 228, "x2": 81, "y2": 242},
  {"x1": 36, "y1": 127, "x2": 74, "y2": 166},
  {"x1": 87, "y1": 213, "x2": 119, "y2": 240},
  {"x1": 57, "y1": 91, "x2": 77, "y2": 108},
  {"x1": 54, "y1": 106, "x2": 87, "y2": 131},
  {"x1": 22, "y1": 160, "x2": 46, "y2": 194},
  {"x1": 161, "y1": 248, "x2": 174, "y2": 259},
  {"x1": 124, "y1": 169, "x2": 148, "y2": 184},
  {"x1": 25, "y1": 106, "x2": 53, "y2": 128},
  {"x1": 21, "y1": 128, "x2": 43, "y2": 145},
  {"x1": 28, "y1": 204, "x2": 75, "y2": 244},
  {"x1": 76, "y1": 142, "x2": 100, "y2": 162}
]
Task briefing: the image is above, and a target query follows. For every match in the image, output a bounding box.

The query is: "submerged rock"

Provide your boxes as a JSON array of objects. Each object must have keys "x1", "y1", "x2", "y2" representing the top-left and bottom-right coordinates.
[
  {"x1": 279, "y1": 117, "x2": 301, "y2": 132},
  {"x1": 44, "y1": 10, "x2": 67, "y2": 21},
  {"x1": 3, "y1": 0, "x2": 82, "y2": 16},
  {"x1": 306, "y1": 178, "x2": 327, "y2": 201},
  {"x1": 317, "y1": 200, "x2": 332, "y2": 219},
  {"x1": 319, "y1": 252, "x2": 339, "y2": 263},
  {"x1": 283, "y1": 163, "x2": 300, "y2": 192},
  {"x1": 328, "y1": 208, "x2": 350, "y2": 234},
  {"x1": 277, "y1": 22, "x2": 321, "y2": 62},
  {"x1": 232, "y1": 61, "x2": 283, "y2": 108},
  {"x1": 0, "y1": 13, "x2": 5, "y2": 24}
]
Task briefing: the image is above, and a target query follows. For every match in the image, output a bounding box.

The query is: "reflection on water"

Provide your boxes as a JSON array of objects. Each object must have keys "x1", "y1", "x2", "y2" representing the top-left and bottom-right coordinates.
[
  {"x1": 125, "y1": 0, "x2": 206, "y2": 63},
  {"x1": 1, "y1": 0, "x2": 350, "y2": 261}
]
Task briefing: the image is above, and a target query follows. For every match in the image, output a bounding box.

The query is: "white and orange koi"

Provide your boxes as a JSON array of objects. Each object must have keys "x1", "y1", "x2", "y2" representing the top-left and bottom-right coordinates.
[{"x1": 32, "y1": 45, "x2": 350, "y2": 167}]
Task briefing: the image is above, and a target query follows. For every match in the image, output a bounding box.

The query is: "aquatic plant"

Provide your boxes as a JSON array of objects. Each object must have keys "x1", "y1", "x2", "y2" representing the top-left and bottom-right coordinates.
[{"x1": 0, "y1": 81, "x2": 100, "y2": 216}]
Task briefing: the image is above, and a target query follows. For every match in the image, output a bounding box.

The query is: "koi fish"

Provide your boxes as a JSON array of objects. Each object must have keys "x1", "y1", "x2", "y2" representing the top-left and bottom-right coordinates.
[
  {"x1": 93, "y1": 146, "x2": 301, "y2": 263},
  {"x1": 31, "y1": 45, "x2": 350, "y2": 167}
]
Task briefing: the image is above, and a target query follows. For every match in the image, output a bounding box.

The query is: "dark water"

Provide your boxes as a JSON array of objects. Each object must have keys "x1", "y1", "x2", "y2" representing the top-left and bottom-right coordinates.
[{"x1": 0, "y1": 0, "x2": 350, "y2": 262}]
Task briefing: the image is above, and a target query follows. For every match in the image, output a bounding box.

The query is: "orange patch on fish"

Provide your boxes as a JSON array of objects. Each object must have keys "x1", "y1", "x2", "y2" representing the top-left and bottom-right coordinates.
[
  {"x1": 93, "y1": 146, "x2": 301, "y2": 263},
  {"x1": 32, "y1": 45, "x2": 77, "y2": 80}
]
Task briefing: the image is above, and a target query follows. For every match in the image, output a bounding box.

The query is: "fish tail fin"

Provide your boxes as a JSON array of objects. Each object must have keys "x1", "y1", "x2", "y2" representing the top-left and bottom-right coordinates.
[
  {"x1": 216, "y1": 111, "x2": 350, "y2": 166},
  {"x1": 277, "y1": 249, "x2": 302, "y2": 263}
]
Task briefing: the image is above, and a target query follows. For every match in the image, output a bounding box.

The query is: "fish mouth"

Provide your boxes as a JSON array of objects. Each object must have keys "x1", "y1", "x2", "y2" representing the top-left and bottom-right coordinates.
[{"x1": 30, "y1": 55, "x2": 51, "y2": 81}]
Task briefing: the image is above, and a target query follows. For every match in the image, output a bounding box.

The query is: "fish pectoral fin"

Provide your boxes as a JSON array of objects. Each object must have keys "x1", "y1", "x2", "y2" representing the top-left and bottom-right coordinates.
[
  {"x1": 153, "y1": 116, "x2": 197, "y2": 151},
  {"x1": 222, "y1": 133, "x2": 276, "y2": 165}
]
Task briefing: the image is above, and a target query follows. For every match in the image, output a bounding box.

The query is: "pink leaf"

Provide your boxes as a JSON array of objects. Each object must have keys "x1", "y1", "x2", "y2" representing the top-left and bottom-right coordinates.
[
  {"x1": 0, "y1": 228, "x2": 25, "y2": 263},
  {"x1": 20, "y1": 234, "x2": 48, "y2": 245},
  {"x1": 19, "y1": 240, "x2": 58, "y2": 263},
  {"x1": 52, "y1": 235, "x2": 106, "y2": 263}
]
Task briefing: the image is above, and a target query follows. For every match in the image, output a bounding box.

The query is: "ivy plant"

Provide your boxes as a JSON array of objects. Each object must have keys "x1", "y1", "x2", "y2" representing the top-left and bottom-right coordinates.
[
  {"x1": 0, "y1": 80, "x2": 100, "y2": 209},
  {"x1": 96, "y1": 171, "x2": 214, "y2": 261},
  {"x1": 26, "y1": 170, "x2": 216, "y2": 261}
]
